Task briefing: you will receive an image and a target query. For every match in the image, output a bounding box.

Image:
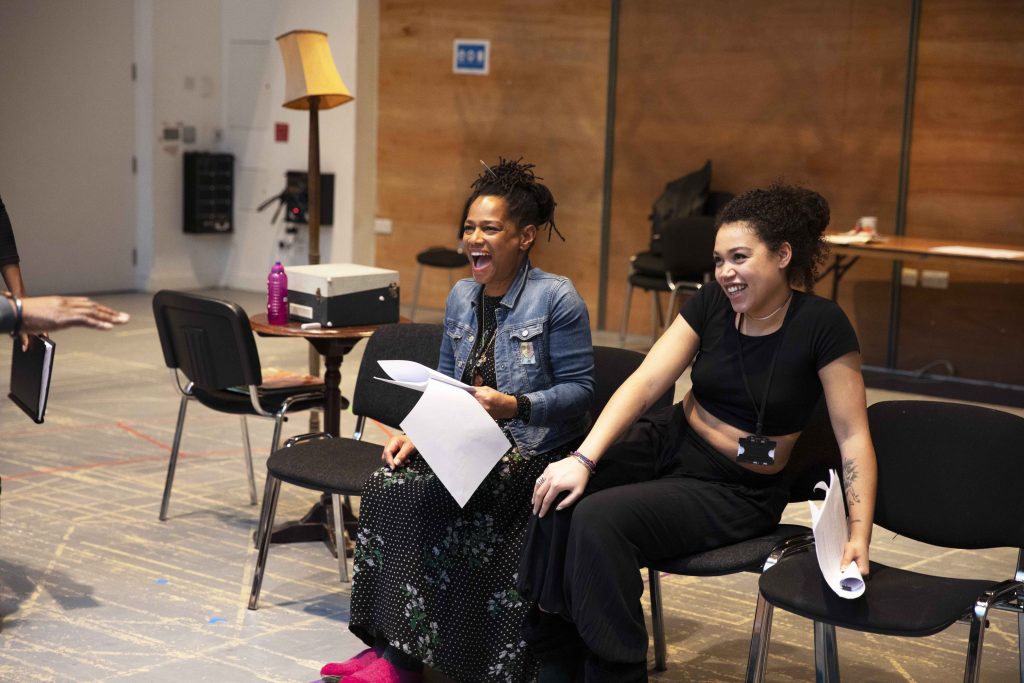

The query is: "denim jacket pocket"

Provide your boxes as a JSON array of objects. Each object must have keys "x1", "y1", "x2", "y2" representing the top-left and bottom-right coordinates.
[
  {"x1": 445, "y1": 319, "x2": 476, "y2": 373},
  {"x1": 505, "y1": 319, "x2": 549, "y2": 391}
]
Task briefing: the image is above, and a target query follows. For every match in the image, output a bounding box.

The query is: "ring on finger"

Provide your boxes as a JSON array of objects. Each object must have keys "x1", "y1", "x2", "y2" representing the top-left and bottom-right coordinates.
[{"x1": 535, "y1": 475, "x2": 546, "y2": 486}]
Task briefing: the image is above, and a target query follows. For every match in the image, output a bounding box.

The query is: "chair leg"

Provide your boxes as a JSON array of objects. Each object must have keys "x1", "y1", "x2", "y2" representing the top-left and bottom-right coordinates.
[
  {"x1": 331, "y1": 493, "x2": 349, "y2": 583},
  {"x1": 410, "y1": 263, "x2": 424, "y2": 320},
  {"x1": 665, "y1": 289, "x2": 680, "y2": 332},
  {"x1": 813, "y1": 621, "x2": 839, "y2": 683},
  {"x1": 1017, "y1": 603, "x2": 1023, "y2": 683},
  {"x1": 620, "y1": 282, "x2": 634, "y2": 345},
  {"x1": 159, "y1": 395, "x2": 190, "y2": 521},
  {"x1": 239, "y1": 416, "x2": 257, "y2": 505},
  {"x1": 745, "y1": 592, "x2": 775, "y2": 683},
  {"x1": 649, "y1": 291, "x2": 663, "y2": 344},
  {"x1": 648, "y1": 568, "x2": 667, "y2": 671},
  {"x1": 270, "y1": 415, "x2": 284, "y2": 455},
  {"x1": 248, "y1": 476, "x2": 282, "y2": 610},
  {"x1": 254, "y1": 473, "x2": 275, "y2": 548}
]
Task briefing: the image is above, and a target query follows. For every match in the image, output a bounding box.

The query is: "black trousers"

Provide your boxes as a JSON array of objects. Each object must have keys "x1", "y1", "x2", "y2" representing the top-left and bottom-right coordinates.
[{"x1": 518, "y1": 403, "x2": 790, "y2": 682}]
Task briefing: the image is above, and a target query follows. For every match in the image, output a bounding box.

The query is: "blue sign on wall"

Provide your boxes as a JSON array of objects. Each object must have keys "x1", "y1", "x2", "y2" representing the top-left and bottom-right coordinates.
[{"x1": 453, "y1": 39, "x2": 490, "y2": 75}]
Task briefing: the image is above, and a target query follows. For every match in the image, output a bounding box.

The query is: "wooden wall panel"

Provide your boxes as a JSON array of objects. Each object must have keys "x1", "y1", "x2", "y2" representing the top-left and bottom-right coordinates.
[
  {"x1": 375, "y1": 0, "x2": 609, "y2": 317},
  {"x1": 609, "y1": 0, "x2": 910, "y2": 346},
  {"x1": 895, "y1": 0, "x2": 1024, "y2": 383}
]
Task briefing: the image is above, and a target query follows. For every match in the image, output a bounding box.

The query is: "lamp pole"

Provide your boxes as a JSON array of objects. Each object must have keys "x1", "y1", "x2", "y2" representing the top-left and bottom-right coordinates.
[{"x1": 307, "y1": 95, "x2": 321, "y2": 266}]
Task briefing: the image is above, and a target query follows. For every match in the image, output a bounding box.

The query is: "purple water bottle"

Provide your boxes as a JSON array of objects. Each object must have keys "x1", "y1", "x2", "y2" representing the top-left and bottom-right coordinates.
[{"x1": 267, "y1": 261, "x2": 289, "y2": 324}]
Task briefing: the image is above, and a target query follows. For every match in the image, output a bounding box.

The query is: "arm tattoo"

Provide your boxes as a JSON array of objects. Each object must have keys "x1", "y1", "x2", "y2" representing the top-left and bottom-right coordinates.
[{"x1": 842, "y1": 458, "x2": 862, "y2": 506}]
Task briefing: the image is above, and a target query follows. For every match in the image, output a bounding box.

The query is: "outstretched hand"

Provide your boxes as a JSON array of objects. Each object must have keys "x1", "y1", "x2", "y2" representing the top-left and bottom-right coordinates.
[
  {"x1": 531, "y1": 456, "x2": 590, "y2": 517},
  {"x1": 20, "y1": 296, "x2": 130, "y2": 334}
]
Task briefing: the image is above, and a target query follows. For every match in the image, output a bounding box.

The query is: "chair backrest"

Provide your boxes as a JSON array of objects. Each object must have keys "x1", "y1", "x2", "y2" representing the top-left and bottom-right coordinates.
[
  {"x1": 702, "y1": 190, "x2": 735, "y2": 218},
  {"x1": 351, "y1": 323, "x2": 444, "y2": 428},
  {"x1": 783, "y1": 396, "x2": 842, "y2": 503},
  {"x1": 152, "y1": 290, "x2": 262, "y2": 390},
  {"x1": 591, "y1": 346, "x2": 675, "y2": 420},
  {"x1": 660, "y1": 215, "x2": 718, "y2": 283},
  {"x1": 868, "y1": 400, "x2": 1024, "y2": 550}
]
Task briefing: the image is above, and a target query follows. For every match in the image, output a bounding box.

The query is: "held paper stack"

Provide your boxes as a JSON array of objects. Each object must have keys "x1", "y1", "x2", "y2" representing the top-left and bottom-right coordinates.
[
  {"x1": 376, "y1": 360, "x2": 511, "y2": 507},
  {"x1": 809, "y1": 469, "x2": 866, "y2": 599}
]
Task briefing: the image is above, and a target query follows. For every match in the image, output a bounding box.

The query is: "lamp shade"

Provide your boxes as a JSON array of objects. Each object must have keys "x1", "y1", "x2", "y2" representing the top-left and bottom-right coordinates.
[{"x1": 276, "y1": 30, "x2": 353, "y2": 110}]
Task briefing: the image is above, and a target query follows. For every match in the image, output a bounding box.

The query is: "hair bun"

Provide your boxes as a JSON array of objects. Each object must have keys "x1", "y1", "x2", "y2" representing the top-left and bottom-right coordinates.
[{"x1": 789, "y1": 185, "x2": 830, "y2": 235}]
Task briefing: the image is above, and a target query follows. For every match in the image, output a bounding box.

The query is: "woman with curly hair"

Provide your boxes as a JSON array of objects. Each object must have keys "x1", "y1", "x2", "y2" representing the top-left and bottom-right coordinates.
[
  {"x1": 319, "y1": 159, "x2": 593, "y2": 683},
  {"x1": 519, "y1": 183, "x2": 878, "y2": 682}
]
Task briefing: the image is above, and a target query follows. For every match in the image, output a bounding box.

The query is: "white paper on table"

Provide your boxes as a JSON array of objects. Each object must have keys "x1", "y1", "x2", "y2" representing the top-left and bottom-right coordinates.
[
  {"x1": 824, "y1": 233, "x2": 878, "y2": 245},
  {"x1": 376, "y1": 360, "x2": 511, "y2": 507},
  {"x1": 927, "y1": 245, "x2": 1024, "y2": 260},
  {"x1": 808, "y1": 469, "x2": 866, "y2": 599}
]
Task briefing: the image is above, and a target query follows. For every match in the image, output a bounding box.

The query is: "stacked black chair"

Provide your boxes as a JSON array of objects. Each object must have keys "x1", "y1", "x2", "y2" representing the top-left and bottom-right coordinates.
[
  {"x1": 646, "y1": 397, "x2": 841, "y2": 674},
  {"x1": 409, "y1": 246, "x2": 467, "y2": 320},
  {"x1": 750, "y1": 400, "x2": 1024, "y2": 683},
  {"x1": 621, "y1": 192, "x2": 733, "y2": 345},
  {"x1": 248, "y1": 322, "x2": 443, "y2": 609},
  {"x1": 152, "y1": 290, "x2": 324, "y2": 521}
]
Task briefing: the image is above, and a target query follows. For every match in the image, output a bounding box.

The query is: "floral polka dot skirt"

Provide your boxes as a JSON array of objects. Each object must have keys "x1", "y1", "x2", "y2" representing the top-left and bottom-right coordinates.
[{"x1": 349, "y1": 442, "x2": 571, "y2": 682}]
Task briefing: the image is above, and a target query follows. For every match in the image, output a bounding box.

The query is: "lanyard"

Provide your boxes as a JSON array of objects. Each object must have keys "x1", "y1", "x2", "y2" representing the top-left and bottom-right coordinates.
[{"x1": 736, "y1": 311, "x2": 792, "y2": 437}]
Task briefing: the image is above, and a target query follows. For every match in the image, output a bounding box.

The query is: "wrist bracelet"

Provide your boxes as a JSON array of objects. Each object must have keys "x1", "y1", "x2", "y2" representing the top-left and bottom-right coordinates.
[
  {"x1": 569, "y1": 450, "x2": 596, "y2": 475},
  {"x1": 7, "y1": 295, "x2": 22, "y2": 338}
]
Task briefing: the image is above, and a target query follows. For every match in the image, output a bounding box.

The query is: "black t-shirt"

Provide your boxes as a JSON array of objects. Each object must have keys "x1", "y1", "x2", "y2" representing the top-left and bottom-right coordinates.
[
  {"x1": 0, "y1": 193, "x2": 20, "y2": 266},
  {"x1": 681, "y1": 282, "x2": 859, "y2": 435}
]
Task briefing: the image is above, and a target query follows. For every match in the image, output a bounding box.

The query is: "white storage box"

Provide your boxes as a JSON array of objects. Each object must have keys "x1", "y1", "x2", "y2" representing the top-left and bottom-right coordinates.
[{"x1": 287, "y1": 263, "x2": 400, "y2": 327}]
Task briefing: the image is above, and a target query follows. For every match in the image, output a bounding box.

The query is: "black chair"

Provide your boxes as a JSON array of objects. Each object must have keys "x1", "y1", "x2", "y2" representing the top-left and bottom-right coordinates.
[
  {"x1": 248, "y1": 322, "x2": 443, "y2": 609},
  {"x1": 646, "y1": 397, "x2": 841, "y2": 674},
  {"x1": 152, "y1": 290, "x2": 325, "y2": 521},
  {"x1": 750, "y1": 400, "x2": 1024, "y2": 683},
  {"x1": 621, "y1": 204, "x2": 727, "y2": 345},
  {"x1": 409, "y1": 246, "x2": 467, "y2": 320},
  {"x1": 591, "y1": 345, "x2": 674, "y2": 418}
]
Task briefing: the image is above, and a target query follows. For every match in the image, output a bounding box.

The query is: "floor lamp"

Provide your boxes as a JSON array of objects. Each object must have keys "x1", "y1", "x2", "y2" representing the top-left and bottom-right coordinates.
[{"x1": 277, "y1": 30, "x2": 353, "y2": 430}]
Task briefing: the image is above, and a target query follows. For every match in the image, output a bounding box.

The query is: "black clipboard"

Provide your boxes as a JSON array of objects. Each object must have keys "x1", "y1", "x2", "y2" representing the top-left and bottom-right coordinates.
[{"x1": 8, "y1": 334, "x2": 56, "y2": 423}]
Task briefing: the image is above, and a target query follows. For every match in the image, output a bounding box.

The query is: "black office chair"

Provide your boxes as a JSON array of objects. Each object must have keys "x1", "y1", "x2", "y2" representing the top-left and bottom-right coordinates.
[
  {"x1": 152, "y1": 290, "x2": 325, "y2": 521},
  {"x1": 621, "y1": 209, "x2": 725, "y2": 345},
  {"x1": 409, "y1": 246, "x2": 467, "y2": 320},
  {"x1": 751, "y1": 400, "x2": 1024, "y2": 683},
  {"x1": 248, "y1": 322, "x2": 443, "y2": 609},
  {"x1": 646, "y1": 397, "x2": 841, "y2": 674},
  {"x1": 591, "y1": 345, "x2": 674, "y2": 418}
]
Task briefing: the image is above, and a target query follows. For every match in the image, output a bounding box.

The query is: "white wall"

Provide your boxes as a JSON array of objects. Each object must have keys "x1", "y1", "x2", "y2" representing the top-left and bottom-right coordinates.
[{"x1": 0, "y1": 0, "x2": 137, "y2": 294}]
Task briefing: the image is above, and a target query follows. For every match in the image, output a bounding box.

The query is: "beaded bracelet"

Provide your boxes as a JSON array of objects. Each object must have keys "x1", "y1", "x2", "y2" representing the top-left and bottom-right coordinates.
[{"x1": 569, "y1": 450, "x2": 596, "y2": 475}]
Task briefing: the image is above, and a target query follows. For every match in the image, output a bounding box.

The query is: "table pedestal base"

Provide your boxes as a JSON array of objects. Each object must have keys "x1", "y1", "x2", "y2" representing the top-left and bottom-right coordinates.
[{"x1": 266, "y1": 494, "x2": 359, "y2": 556}]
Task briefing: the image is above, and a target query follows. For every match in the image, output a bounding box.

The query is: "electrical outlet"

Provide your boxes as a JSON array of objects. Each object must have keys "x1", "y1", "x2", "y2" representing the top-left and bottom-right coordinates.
[
  {"x1": 921, "y1": 269, "x2": 949, "y2": 289},
  {"x1": 374, "y1": 218, "x2": 393, "y2": 235},
  {"x1": 901, "y1": 267, "x2": 919, "y2": 287}
]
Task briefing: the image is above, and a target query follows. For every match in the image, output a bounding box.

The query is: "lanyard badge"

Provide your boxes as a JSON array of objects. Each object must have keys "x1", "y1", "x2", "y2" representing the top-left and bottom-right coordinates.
[{"x1": 735, "y1": 309, "x2": 792, "y2": 466}]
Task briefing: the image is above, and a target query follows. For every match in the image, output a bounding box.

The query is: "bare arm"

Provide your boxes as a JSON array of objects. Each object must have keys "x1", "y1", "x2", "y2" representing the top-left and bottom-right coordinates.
[
  {"x1": 1, "y1": 263, "x2": 25, "y2": 297},
  {"x1": 819, "y1": 351, "x2": 877, "y2": 575},
  {"x1": 532, "y1": 314, "x2": 701, "y2": 515}
]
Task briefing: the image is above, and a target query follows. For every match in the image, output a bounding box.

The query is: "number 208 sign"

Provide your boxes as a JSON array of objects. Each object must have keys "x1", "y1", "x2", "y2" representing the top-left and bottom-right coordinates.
[{"x1": 453, "y1": 39, "x2": 490, "y2": 75}]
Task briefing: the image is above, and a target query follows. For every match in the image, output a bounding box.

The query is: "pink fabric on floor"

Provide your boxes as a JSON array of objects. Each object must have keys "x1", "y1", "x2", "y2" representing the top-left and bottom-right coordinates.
[
  {"x1": 342, "y1": 657, "x2": 423, "y2": 683},
  {"x1": 320, "y1": 647, "x2": 381, "y2": 679}
]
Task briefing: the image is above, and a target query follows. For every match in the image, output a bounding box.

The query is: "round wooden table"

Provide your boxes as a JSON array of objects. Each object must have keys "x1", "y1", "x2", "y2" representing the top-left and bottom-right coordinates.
[{"x1": 249, "y1": 314, "x2": 395, "y2": 437}]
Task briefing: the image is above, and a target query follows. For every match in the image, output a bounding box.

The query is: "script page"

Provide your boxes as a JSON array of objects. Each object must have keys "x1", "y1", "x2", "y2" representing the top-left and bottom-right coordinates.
[{"x1": 808, "y1": 469, "x2": 865, "y2": 599}]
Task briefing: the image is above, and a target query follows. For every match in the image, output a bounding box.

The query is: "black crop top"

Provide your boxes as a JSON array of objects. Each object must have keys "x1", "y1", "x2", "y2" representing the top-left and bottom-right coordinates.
[{"x1": 681, "y1": 282, "x2": 859, "y2": 435}]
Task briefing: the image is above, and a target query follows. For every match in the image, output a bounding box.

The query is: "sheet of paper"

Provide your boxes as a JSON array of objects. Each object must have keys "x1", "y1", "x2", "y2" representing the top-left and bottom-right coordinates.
[
  {"x1": 927, "y1": 245, "x2": 1024, "y2": 260},
  {"x1": 375, "y1": 359, "x2": 471, "y2": 392},
  {"x1": 808, "y1": 469, "x2": 865, "y2": 599},
  {"x1": 824, "y1": 233, "x2": 879, "y2": 245},
  {"x1": 399, "y1": 380, "x2": 511, "y2": 507}
]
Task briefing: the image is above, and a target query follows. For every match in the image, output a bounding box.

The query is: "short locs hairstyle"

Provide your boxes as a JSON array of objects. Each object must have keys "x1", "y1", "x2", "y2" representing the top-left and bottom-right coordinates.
[
  {"x1": 716, "y1": 183, "x2": 830, "y2": 291},
  {"x1": 459, "y1": 158, "x2": 563, "y2": 242}
]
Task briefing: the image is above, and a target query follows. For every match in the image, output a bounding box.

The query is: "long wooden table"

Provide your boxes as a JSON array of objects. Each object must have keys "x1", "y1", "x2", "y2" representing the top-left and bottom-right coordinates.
[{"x1": 820, "y1": 233, "x2": 1024, "y2": 376}]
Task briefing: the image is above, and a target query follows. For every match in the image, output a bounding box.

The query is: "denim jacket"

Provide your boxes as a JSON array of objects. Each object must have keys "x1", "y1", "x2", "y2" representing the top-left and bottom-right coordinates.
[{"x1": 437, "y1": 260, "x2": 594, "y2": 455}]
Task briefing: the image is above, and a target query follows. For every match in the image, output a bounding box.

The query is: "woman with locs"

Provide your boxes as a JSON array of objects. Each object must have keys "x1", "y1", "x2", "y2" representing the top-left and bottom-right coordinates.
[
  {"x1": 518, "y1": 183, "x2": 878, "y2": 682},
  {"x1": 318, "y1": 158, "x2": 594, "y2": 683}
]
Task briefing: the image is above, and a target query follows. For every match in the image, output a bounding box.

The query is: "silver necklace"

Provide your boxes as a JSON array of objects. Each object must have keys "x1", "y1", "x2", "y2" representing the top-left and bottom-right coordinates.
[{"x1": 747, "y1": 291, "x2": 793, "y2": 321}]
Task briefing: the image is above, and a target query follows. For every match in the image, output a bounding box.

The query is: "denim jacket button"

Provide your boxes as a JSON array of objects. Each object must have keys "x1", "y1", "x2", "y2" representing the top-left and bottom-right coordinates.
[
  {"x1": 520, "y1": 329, "x2": 529, "y2": 338},
  {"x1": 468, "y1": 336, "x2": 474, "y2": 342},
  {"x1": 457, "y1": 361, "x2": 464, "y2": 367}
]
